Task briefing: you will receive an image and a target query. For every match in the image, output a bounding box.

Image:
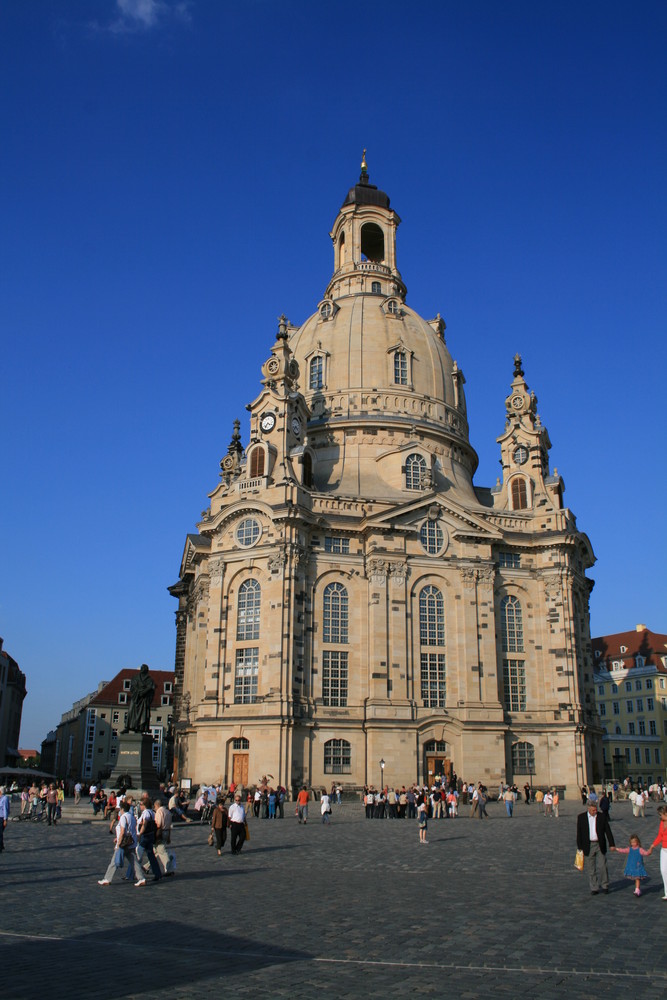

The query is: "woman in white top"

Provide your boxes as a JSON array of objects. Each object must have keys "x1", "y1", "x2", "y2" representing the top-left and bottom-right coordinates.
[
  {"x1": 98, "y1": 800, "x2": 144, "y2": 886},
  {"x1": 320, "y1": 791, "x2": 332, "y2": 824}
]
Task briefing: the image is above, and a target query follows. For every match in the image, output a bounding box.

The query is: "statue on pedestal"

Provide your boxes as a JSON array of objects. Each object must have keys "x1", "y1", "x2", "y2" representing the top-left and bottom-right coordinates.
[{"x1": 122, "y1": 664, "x2": 156, "y2": 734}]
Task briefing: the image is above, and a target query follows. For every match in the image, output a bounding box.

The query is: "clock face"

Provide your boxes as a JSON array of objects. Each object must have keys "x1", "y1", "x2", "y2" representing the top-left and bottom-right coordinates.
[
  {"x1": 511, "y1": 394, "x2": 523, "y2": 410},
  {"x1": 513, "y1": 445, "x2": 528, "y2": 466},
  {"x1": 260, "y1": 412, "x2": 276, "y2": 433},
  {"x1": 291, "y1": 416, "x2": 302, "y2": 437}
]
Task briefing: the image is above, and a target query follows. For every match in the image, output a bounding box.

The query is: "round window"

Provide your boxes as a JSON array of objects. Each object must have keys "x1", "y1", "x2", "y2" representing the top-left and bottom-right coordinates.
[
  {"x1": 236, "y1": 518, "x2": 261, "y2": 547},
  {"x1": 420, "y1": 519, "x2": 447, "y2": 556}
]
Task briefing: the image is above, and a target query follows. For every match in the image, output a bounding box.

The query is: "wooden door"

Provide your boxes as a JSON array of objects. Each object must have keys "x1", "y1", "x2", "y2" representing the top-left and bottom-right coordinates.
[
  {"x1": 232, "y1": 754, "x2": 249, "y2": 786},
  {"x1": 426, "y1": 755, "x2": 451, "y2": 784}
]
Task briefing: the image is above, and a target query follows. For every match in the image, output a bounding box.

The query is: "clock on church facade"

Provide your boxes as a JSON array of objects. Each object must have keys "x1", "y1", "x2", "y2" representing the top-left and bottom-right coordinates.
[{"x1": 168, "y1": 160, "x2": 601, "y2": 794}]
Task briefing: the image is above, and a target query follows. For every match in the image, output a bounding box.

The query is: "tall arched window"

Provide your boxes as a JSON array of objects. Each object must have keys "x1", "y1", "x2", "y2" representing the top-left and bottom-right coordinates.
[
  {"x1": 323, "y1": 583, "x2": 348, "y2": 644},
  {"x1": 323, "y1": 583, "x2": 349, "y2": 706},
  {"x1": 405, "y1": 453, "x2": 426, "y2": 490},
  {"x1": 501, "y1": 596, "x2": 524, "y2": 652},
  {"x1": 394, "y1": 350, "x2": 408, "y2": 385},
  {"x1": 309, "y1": 356, "x2": 324, "y2": 390},
  {"x1": 338, "y1": 231, "x2": 346, "y2": 266},
  {"x1": 237, "y1": 579, "x2": 261, "y2": 640},
  {"x1": 511, "y1": 477, "x2": 528, "y2": 510},
  {"x1": 360, "y1": 222, "x2": 384, "y2": 261},
  {"x1": 249, "y1": 448, "x2": 265, "y2": 478},
  {"x1": 302, "y1": 452, "x2": 313, "y2": 488},
  {"x1": 420, "y1": 586, "x2": 445, "y2": 646},
  {"x1": 419, "y1": 585, "x2": 446, "y2": 707},
  {"x1": 324, "y1": 738, "x2": 351, "y2": 773}
]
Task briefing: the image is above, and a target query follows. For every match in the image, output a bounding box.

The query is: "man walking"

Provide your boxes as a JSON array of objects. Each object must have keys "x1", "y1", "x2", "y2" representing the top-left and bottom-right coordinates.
[
  {"x1": 576, "y1": 797, "x2": 616, "y2": 895},
  {"x1": 0, "y1": 787, "x2": 10, "y2": 851}
]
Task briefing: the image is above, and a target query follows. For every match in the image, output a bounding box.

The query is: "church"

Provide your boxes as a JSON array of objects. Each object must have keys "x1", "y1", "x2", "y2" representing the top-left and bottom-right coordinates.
[{"x1": 169, "y1": 158, "x2": 602, "y2": 794}]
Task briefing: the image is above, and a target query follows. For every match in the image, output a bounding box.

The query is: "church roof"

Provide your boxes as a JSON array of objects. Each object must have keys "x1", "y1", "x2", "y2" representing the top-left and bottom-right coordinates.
[{"x1": 342, "y1": 177, "x2": 390, "y2": 210}]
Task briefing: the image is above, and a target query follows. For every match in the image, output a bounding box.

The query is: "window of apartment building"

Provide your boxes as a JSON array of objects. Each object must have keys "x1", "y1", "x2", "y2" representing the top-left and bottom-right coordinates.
[
  {"x1": 634, "y1": 748, "x2": 641, "y2": 764},
  {"x1": 598, "y1": 685, "x2": 604, "y2": 695},
  {"x1": 599, "y1": 703, "x2": 606, "y2": 716},
  {"x1": 118, "y1": 693, "x2": 127, "y2": 704},
  {"x1": 646, "y1": 679, "x2": 653, "y2": 689},
  {"x1": 645, "y1": 748, "x2": 651, "y2": 764},
  {"x1": 626, "y1": 700, "x2": 633, "y2": 712},
  {"x1": 625, "y1": 748, "x2": 631, "y2": 763},
  {"x1": 647, "y1": 697, "x2": 654, "y2": 711},
  {"x1": 611, "y1": 683, "x2": 618, "y2": 693},
  {"x1": 650, "y1": 720, "x2": 657, "y2": 736},
  {"x1": 612, "y1": 702, "x2": 620, "y2": 715},
  {"x1": 625, "y1": 681, "x2": 632, "y2": 692},
  {"x1": 638, "y1": 720, "x2": 646, "y2": 735},
  {"x1": 123, "y1": 679, "x2": 131, "y2": 690},
  {"x1": 628, "y1": 722, "x2": 635, "y2": 735},
  {"x1": 635, "y1": 679, "x2": 642, "y2": 690},
  {"x1": 656, "y1": 748, "x2": 661, "y2": 764}
]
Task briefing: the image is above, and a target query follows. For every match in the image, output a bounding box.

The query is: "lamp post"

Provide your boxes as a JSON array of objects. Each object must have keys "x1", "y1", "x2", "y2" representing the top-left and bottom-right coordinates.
[{"x1": 379, "y1": 758, "x2": 385, "y2": 791}]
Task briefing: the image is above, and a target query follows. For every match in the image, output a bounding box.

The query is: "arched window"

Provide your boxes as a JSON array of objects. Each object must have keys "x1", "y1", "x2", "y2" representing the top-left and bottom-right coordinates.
[
  {"x1": 360, "y1": 222, "x2": 384, "y2": 261},
  {"x1": 237, "y1": 579, "x2": 261, "y2": 641},
  {"x1": 320, "y1": 302, "x2": 332, "y2": 320},
  {"x1": 405, "y1": 453, "x2": 426, "y2": 490},
  {"x1": 387, "y1": 299, "x2": 398, "y2": 314},
  {"x1": 249, "y1": 448, "x2": 265, "y2": 478},
  {"x1": 371, "y1": 280, "x2": 381, "y2": 294},
  {"x1": 501, "y1": 596, "x2": 524, "y2": 652},
  {"x1": 511, "y1": 477, "x2": 528, "y2": 510},
  {"x1": 419, "y1": 586, "x2": 445, "y2": 646},
  {"x1": 309, "y1": 356, "x2": 324, "y2": 390},
  {"x1": 324, "y1": 738, "x2": 351, "y2": 773},
  {"x1": 419, "y1": 585, "x2": 446, "y2": 707},
  {"x1": 394, "y1": 350, "x2": 408, "y2": 385},
  {"x1": 338, "y1": 231, "x2": 346, "y2": 266},
  {"x1": 323, "y1": 583, "x2": 348, "y2": 644},
  {"x1": 302, "y1": 452, "x2": 313, "y2": 488},
  {"x1": 511, "y1": 741, "x2": 535, "y2": 773}
]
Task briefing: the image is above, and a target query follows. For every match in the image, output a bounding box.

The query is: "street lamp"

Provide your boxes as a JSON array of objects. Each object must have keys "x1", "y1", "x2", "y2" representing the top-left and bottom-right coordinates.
[{"x1": 379, "y1": 758, "x2": 385, "y2": 790}]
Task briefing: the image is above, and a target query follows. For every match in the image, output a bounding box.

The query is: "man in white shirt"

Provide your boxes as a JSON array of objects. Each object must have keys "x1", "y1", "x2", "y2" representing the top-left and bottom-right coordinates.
[{"x1": 228, "y1": 794, "x2": 247, "y2": 855}]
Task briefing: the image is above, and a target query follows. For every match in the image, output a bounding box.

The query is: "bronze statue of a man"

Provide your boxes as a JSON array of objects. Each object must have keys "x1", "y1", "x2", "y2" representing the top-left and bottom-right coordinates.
[{"x1": 122, "y1": 664, "x2": 156, "y2": 733}]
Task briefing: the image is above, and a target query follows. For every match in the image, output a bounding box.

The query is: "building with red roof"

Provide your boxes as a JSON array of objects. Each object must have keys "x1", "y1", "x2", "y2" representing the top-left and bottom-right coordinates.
[{"x1": 593, "y1": 625, "x2": 667, "y2": 785}]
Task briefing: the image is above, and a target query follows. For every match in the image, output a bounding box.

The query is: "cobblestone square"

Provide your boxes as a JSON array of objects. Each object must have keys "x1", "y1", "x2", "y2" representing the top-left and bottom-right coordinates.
[{"x1": 2, "y1": 798, "x2": 665, "y2": 999}]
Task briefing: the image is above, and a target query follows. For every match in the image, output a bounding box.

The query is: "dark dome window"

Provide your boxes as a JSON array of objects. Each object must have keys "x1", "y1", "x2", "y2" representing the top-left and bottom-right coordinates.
[
  {"x1": 371, "y1": 281, "x2": 381, "y2": 294},
  {"x1": 361, "y1": 223, "x2": 384, "y2": 262}
]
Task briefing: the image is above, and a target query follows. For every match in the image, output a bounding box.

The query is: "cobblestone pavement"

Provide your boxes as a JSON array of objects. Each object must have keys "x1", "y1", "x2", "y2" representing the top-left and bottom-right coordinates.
[{"x1": 1, "y1": 798, "x2": 666, "y2": 999}]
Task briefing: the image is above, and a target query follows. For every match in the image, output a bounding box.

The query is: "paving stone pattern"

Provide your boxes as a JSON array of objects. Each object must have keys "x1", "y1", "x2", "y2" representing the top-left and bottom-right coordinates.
[{"x1": 1, "y1": 798, "x2": 665, "y2": 999}]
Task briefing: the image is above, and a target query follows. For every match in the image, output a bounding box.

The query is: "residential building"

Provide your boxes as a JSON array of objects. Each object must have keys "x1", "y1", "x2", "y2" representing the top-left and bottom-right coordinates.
[
  {"x1": 43, "y1": 668, "x2": 174, "y2": 784},
  {"x1": 593, "y1": 624, "x2": 667, "y2": 784},
  {"x1": 0, "y1": 637, "x2": 27, "y2": 767}
]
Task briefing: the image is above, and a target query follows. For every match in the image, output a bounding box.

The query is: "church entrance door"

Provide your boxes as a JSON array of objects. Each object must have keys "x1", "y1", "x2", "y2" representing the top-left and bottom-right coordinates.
[
  {"x1": 425, "y1": 754, "x2": 451, "y2": 785},
  {"x1": 232, "y1": 754, "x2": 249, "y2": 787}
]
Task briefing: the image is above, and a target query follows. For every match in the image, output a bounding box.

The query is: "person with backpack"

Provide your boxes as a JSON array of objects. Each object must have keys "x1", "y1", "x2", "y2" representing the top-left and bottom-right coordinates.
[{"x1": 136, "y1": 793, "x2": 162, "y2": 883}]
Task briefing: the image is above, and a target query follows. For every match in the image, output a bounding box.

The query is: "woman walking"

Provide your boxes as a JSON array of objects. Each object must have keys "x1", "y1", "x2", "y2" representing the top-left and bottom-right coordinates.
[
  {"x1": 98, "y1": 800, "x2": 144, "y2": 886},
  {"x1": 211, "y1": 796, "x2": 229, "y2": 855},
  {"x1": 646, "y1": 803, "x2": 667, "y2": 900}
]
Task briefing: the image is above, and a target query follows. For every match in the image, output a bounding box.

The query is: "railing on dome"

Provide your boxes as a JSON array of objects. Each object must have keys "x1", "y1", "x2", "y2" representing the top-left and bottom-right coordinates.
[{"x1": 353, "y1": 260, "x2": 391, "y2": 275}]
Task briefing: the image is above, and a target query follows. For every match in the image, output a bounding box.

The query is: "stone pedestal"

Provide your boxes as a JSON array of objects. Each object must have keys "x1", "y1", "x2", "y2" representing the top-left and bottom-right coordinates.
[{"x1": 107, "y1": 732, "x2": 160, "y2": 793}]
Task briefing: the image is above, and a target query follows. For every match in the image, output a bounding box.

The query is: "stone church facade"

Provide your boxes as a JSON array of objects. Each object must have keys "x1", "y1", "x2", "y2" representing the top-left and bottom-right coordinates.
[{"x1": 169, "y1": 161, "x2": 602, "y2": 793}]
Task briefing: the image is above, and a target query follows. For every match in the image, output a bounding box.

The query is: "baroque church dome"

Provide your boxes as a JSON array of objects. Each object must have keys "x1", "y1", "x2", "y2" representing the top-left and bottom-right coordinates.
[{"x1": 286, "y1": 157, "x2": 478, "y2": 502}]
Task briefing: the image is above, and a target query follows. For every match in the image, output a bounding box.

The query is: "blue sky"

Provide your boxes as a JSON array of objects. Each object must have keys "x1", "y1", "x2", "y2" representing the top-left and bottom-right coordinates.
[{"x1": 2, "y1": 2, "x2": 665, "y2": 749}]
